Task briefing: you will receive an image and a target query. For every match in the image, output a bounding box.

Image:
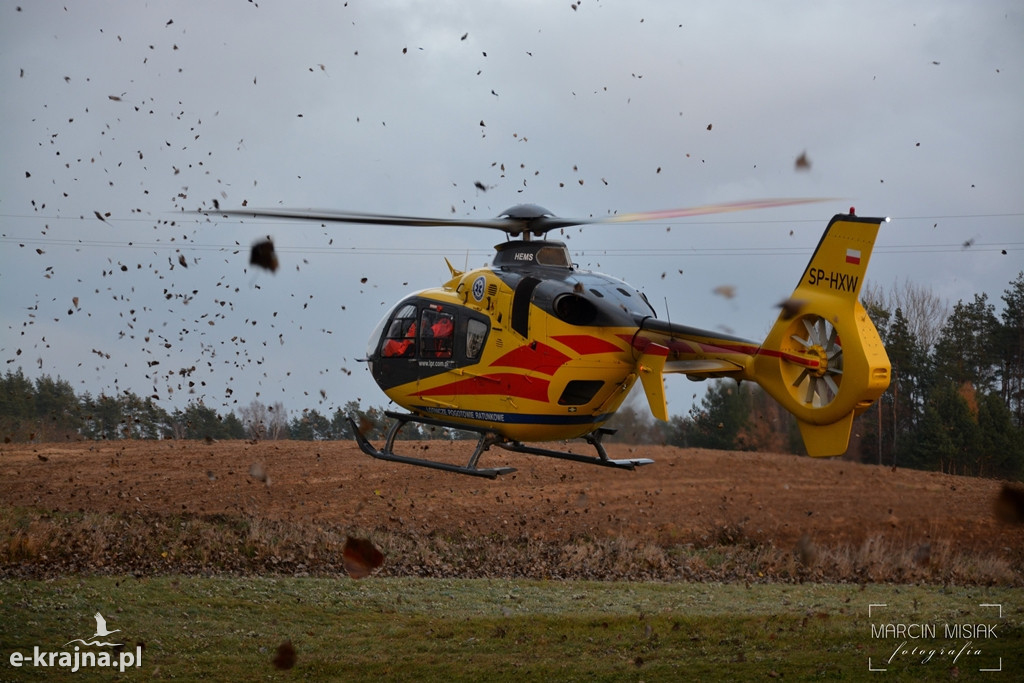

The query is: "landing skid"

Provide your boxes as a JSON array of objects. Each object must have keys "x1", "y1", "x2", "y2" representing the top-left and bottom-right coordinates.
[{"x1": 347, "y1": 411, "x2": 654, "y2": 479}]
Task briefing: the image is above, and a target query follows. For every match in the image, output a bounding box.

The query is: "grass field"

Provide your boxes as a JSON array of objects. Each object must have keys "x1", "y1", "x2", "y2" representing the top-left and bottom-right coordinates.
[{"x1": 2, "y1": 576, "x2": 1020, "y2": 680}]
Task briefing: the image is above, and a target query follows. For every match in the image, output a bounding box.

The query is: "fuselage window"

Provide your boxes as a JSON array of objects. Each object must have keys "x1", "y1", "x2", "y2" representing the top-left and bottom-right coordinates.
[
  {"x1": 466, "y1": 318, "x2": 488, "y2": 360},
  {"x1": 536, "y1": 245, "x2": 571, "y2": 267},
  {"x1": 420, "y1": 307, "x2": 455, "y2": 359},
  {"x1": 382, "y1": 304, "x2": 418, "y2": 357}
]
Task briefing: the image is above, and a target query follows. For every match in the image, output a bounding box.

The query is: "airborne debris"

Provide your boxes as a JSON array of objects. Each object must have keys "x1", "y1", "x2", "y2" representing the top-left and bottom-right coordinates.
[
  {"x1": 342, "y1": 536, "x2": 385, "y2": 578},
  {"x1": 776, "y1": 298, "x2": 808, "y2": 320},
  {"x1": 248, "y1": 462, "x2": 270, "y2": 484},
  {"x1": 272, "y1": 641, "x2": 296, "y2": 670},
  {"x1": 913, "y1": 543, "x2": 931, "y2": 567},
  {"x1": 712, "y1": 285, "x2": 736, "y2": 299},
  {"x1": 994, "y1": 483, "x2": 1024, "y2": 524},
  {"x1": 795, "y1": 534, "x2": 817, "y2": 567},
  {"x1": 250, "y1": 238, "x2": 279, "y2": 272},
  {"x1": 795, "y1": 151, "x2": 811, "y2": 170}
]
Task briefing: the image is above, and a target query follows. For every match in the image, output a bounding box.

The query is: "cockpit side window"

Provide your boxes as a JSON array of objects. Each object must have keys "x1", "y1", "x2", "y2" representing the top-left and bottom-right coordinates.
[
  {"x1": 465, "y1": 318, "x2": 488, "y2": 360},
  {"x1": 420, "y1": 307, "x2": 455, "y2": 359},
  {"x1": 378, "y1": 299, "x2": 489, "y2": 365},
  {"x1": 381, "y1": 303, "x2": 418, "y2": 357}
]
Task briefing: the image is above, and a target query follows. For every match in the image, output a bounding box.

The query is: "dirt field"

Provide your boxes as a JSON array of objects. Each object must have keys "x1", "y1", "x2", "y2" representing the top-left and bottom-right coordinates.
[{"x1": 3, "y1": 439, "x2": 1022, "y2": 582}]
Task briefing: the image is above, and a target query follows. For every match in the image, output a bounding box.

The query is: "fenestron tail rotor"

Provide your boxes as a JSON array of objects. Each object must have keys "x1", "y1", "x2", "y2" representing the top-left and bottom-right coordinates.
[{"x1": 787, "y1": 315, "x2": 843, "y2": 409}]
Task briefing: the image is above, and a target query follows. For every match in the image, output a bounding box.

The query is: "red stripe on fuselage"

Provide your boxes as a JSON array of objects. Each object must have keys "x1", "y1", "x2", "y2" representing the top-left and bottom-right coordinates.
[
  {"x1": 552, "y1": 334, "x2": 624, "y2": 355},
  {"x1": 625, "y1": 334, "x2": 820, "y2": 370},
  {"x1": 624, "y1": 334, "x2": 759, "y2": 357},
  {"x1": 755, "y1": 347, "x2": 822, "y2": 369},
  {"x1": 491, "y1": 342, "x2": 572, "y2": 375},
  {"x1": 416, "y1": 373, "x2": 550, "y2": 402}
]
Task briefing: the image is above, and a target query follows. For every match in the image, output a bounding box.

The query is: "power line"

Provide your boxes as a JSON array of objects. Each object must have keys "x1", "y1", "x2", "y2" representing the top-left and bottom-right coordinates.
[
  {"x1": 3, "y1": 210, "x2": 1020, "y2": 257},
  {"x1": 2, "y1": 233, "x2": 1020, "y2": 257}
]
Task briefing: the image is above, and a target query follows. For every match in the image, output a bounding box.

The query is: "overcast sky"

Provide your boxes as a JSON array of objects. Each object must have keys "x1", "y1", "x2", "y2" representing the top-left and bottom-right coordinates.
[{"x1": 2, "y1": 1, "x2": 1022, "y2": 423}]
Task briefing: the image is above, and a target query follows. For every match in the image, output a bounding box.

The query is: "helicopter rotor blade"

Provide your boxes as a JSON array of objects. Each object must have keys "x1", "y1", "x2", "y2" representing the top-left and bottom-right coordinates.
[
  {"x1": 559, "y1": 197, "x2": 836, "y2": 228},
  {"x1": 209, "y1": 208, "x2": 517, "y2": 231},
  {"x1": 203, "y1": 197, "x2": 835, "y2": 237}
]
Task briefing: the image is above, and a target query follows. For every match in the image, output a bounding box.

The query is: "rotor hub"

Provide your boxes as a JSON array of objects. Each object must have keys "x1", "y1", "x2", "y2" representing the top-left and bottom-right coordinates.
[
  {"x1": 498, "y1": 204, "x2": 554, "y2": 220},
  {"x1": 808, "y1": 344, "x2": 829, "y2": 378}
]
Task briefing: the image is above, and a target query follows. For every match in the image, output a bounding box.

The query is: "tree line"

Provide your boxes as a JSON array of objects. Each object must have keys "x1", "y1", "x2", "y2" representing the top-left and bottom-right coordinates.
[
  {"x1": 3, "y1": 273, "x2": 1021, "y2": 479},
  {"x1": 0, "y1": 372, "x2": 454, "y2": 445}
]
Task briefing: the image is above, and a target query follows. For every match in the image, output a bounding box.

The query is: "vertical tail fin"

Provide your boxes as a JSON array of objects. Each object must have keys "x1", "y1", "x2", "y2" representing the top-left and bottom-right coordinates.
[{"x1": 751, "y1": 214, "x2": 891, "y2": 456}]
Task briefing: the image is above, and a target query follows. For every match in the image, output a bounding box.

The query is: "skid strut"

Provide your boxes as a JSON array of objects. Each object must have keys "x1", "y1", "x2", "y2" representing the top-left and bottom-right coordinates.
[{"x1": 348, "y1": 411, "x2": 654, "y2": 479}]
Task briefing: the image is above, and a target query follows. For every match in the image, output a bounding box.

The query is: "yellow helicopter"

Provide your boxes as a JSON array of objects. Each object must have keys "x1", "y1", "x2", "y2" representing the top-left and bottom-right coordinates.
[{"x1": 217, "y1": 200, "x2": 891, "y2": 478}]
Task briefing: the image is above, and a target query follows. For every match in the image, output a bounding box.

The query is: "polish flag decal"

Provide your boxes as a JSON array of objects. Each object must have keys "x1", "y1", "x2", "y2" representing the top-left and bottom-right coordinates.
[{"x1": 845, "y1": 248, "x2": 861, "y2": 265}]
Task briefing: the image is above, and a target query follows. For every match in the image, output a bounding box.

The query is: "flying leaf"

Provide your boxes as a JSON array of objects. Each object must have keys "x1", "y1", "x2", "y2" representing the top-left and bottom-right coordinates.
[
  {"x1": 272, "y1": 641, "x2": 296, "y2": 670},
  {"x1": 250, "y1": 238, "x2": 279, "y2": 272},
  {"x1": 776, "y1": 298, "x2": 807, "y2": 320},
  {"x1": 712, "y1": 285, "x2": 736, "y2": 299},
  {"x1": 342, "y1": 537, "x2": 385, "y2": 579},
  {"x1": 248, "y1": 462, "x2": 270, "y2": 484},
  {"x1": 994, "y1": 484, "x2": 1024, "y2": 524}
]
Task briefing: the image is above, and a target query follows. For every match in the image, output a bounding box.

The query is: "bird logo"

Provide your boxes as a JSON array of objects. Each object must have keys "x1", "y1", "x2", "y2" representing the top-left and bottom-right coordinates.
[{"x1": 64, "y1": 612, "x2": 123, "y2": 647}]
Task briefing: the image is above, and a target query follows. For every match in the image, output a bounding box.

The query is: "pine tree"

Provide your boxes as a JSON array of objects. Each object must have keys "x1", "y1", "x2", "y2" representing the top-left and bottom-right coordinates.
[
  {"x1": 976, "y1": 392, "x2": 1024, "y2": 479},
  {"x1": 290, "y1": 408, "x2": 332, "y2": 440},
  {"x1": 886, "y1": 307, "x2": 931, "y2": 450},
  {"x1": 998, "y1": 272, "x2": 1024, "y2": 425},
  {"x1": 0, "y1": 369, "x2": 36, "y2": 440},
  {"x1": 934, "y1": 293, "x2": 1001, "y2": 392},
  {"x1": 680, "y1": 380, "x2": 751, "y2": 451}
]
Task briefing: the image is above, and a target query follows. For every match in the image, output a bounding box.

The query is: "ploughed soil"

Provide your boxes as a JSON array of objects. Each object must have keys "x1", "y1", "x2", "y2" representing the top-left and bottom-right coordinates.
[{"x1": 2, "y1": 439, "x2": 1022, "y2": 583}]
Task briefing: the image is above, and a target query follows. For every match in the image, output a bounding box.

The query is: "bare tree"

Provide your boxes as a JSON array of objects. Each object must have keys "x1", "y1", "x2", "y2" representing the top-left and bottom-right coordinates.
[
  {"x1": 862, "y1": 279, "x2": 949, "y2": 351},
  {"x1": 266, "y1": 401, "x2": 289, "y2": 440},
  {"x1": 239, "y1": 399, "x2": 269, "y2": 440}
]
